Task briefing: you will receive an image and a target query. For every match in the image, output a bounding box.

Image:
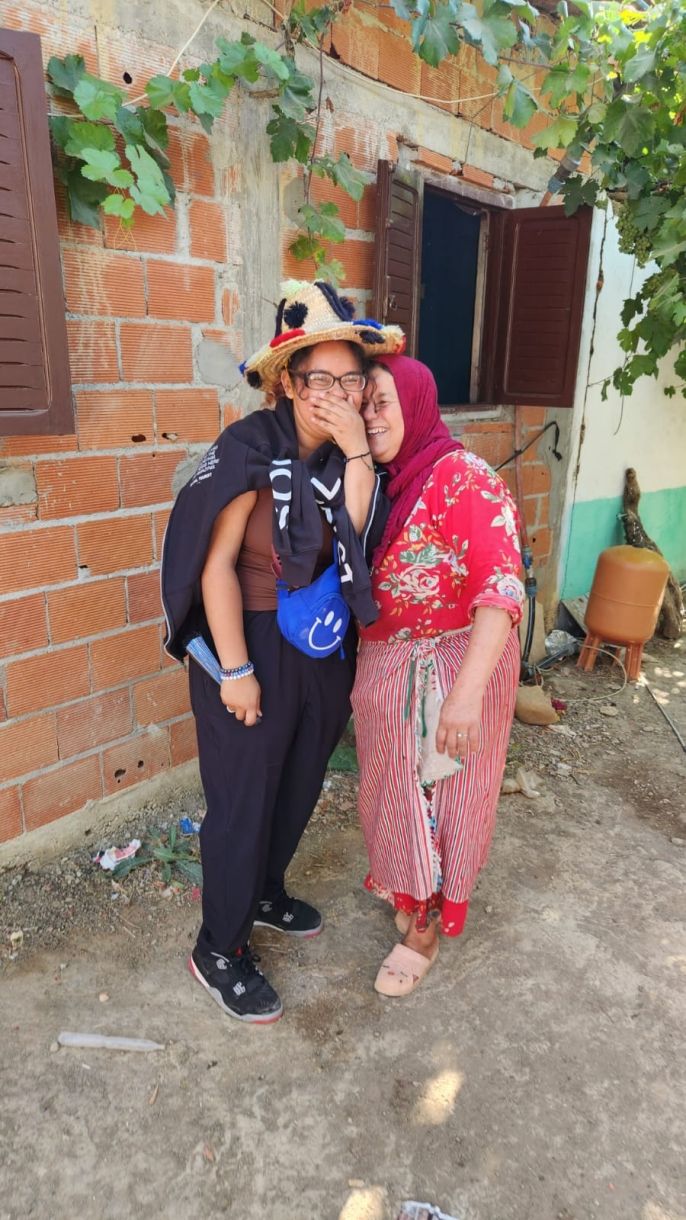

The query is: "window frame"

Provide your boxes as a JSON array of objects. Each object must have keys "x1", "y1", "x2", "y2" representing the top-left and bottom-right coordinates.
[{"x1": 0, "y1": 27, "x2": 74, "y2": 437}]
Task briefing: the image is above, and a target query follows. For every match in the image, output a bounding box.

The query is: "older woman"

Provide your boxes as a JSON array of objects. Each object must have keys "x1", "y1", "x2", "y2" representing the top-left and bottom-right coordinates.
[
  {"x1": 161, "y1": 281, "x2": 403, "y2": 1023},
  {"x1": 351, "y1": 355, "x2": 524, "y2": 997}
]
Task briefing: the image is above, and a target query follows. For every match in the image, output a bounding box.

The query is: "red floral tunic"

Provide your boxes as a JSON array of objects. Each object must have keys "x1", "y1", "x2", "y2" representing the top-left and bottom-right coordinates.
[{"x1": 360, "y1": 450, "x2": 524, "y2": 642}]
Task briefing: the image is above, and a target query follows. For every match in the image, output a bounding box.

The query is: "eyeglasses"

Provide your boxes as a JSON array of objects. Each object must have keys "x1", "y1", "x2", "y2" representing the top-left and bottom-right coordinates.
[{"x1": 291, "y1": 370, "x2": 368, "y2": 392}]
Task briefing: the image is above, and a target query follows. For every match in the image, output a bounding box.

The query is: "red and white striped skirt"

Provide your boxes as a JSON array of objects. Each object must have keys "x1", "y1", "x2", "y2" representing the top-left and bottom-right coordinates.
[{"x1": 351, "y1": 627, "x2": 520, "y2": 935}]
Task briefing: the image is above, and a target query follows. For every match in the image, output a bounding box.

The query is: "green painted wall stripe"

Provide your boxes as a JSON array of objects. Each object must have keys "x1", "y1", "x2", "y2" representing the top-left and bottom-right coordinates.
[{"x1": 561, "y1": 486, "x2": 686, "y2": 598}]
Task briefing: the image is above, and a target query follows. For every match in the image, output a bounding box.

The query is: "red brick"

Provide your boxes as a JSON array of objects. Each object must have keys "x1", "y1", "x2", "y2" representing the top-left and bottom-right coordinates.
[
  {"x1": 118, "y1": 452, "x2": 181, "y2": 509},
  {"x1": 531, "y1": 526, "x2": 552, "y2": 560},
  {"x1": 417, "y1": 147, "x2": 455, "y2": 175},
  {"x1": 155, "y1": 389, "x2": 221, "y2": 444},
  {"x1": 127, "y1": 570, "x2": 162, "y2": 624},
  {"x1": 0, "y1": 434, "x2": 77, "y2": 459},
  {"x1": 222, "y1": 403, "x2": 241, "y2": 430},
  {"x1": 0, "y1": 504, "x2": 36, "y2": 528},
  {"x1": 23, "y1": 755, "x2": 102, "y2": 831},
  {"x1": 0, "y1": 786, "x2": 22, "y2": 843},
  {"x1": 35, "y1": 456, "x2": 119, "y2": 519},
  {"x1": 170, "y1": 715, "x2": 197, "y2": 766},
  {"x1": 134, "y1": 667, "x2": 190, "y2": 726},
  {"x1": 102, "y1": 728, "x2": 170, "y2": 795},
  {"x1": 461, "y1": 164, "x2": 495, "y2": 190},
  {"x1": 329, "y1": 16, "x2": 380, "y2": 78},
  {"x1": 66, "y1": 321, "x2": 119, "y2": 383},
  {"x1": 189, "y1": 200, "x2": 227, "y2": 262},
  {"x1": 167, "y1": 128, "x2": 215, "y2": 196},
  {"x1": 357, "y1": 184, "x2": 377, "y2": 234},
  {"x1": 0, "y1": 594, "x2": 48, "y2": 655},
  {"x1": 221, "y1": 289, "x2": 240, "y2": 326},
  {"x1": 153, "y1": 509, "x2": 171, "y2": 561},
  {"x1": 57, "y1": 690, "x2": 133, "y2": 758},
  {"x1": 520, "y1": 463, "x2": 552, "y2": 497},
  {"x1": 78, "y1": 514, "x2": 153, "y2": 576},
  {"x1": 62, "y1": 249, "x2": 146, "y2": 317},
  {"x1": 333, "y1": 124, "x2": 376, "y2": 173},
  {"x1": 147, "y1": 262, "x2": 216, "y2": 323},
  {"x1": 377, "y1": 30, "x2": 421, "y2": 95},
  {"x1": 104, "y1": 208, "x2": 176, "y2": 255},
  {"x1": 120, "y1": 324, "x2": 194, "y2": 382},
  {"x1": 522, "y1": 493, "x2": 546, "y2": 530},
  {"x1": 518, "y1": 406, "x2": 547, "y2": 428},
  {"x1": 76, "y1": 390, "x2": 155, "y2": 450},
  {"x1": 0, "y1": 714, "x2": 58, "y2": 783},
  {"x1": 48, "y1": 578, "x2": 127, "y2": 645},
  {"x1": 90, "y1": 624, "x2": 161, "y2": 691},
  {"x1": 0, "y1": 526, "x2": 76, "y2": 594},
  {"x1": 6, "y1": 645, "x2": 90, "y2": 718},
  {"x1": 420, "y1": 57, "x2": 461, "y2": 114}
]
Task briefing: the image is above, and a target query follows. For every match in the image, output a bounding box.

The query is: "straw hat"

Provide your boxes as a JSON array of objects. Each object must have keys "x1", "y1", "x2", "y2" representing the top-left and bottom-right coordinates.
[{"x1": 240, "y1": 280, "x2": 405, "y2": 398}]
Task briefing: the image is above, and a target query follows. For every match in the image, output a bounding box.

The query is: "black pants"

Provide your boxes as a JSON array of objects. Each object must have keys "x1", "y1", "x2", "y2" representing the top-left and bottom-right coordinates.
[{"x1": 190, "y1": 611, "x2": 356, "y2": 956}]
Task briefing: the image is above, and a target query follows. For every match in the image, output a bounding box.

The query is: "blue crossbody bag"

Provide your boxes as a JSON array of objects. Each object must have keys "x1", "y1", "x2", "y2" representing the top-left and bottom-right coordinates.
[{"x1": 275, "y1": 542, "x2": 350, "y2": 659}]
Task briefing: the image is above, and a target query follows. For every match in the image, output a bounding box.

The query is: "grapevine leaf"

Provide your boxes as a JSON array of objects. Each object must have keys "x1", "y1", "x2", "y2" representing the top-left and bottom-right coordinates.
[
  {"x1": 502, "y1": 78, "x2": 538, "y2": 128},
  {"x1": 331, "y1": 153, "x2": 365, "y2": 201},
  {"x1": 140, "y1": 107, "x2": 169, "y2": 150},
  {"x1": 146, "y1": 75, "x2": 175, "y2": 109},
  {"x1": 102, "y1": 193, "x2": 136, "y2": 220},
  {"x1": 47, "y1": 54, "x2": 86, "y2": 98},
  {"x1": 74, "y1": 77, "x2": 124, "y2": 122},
  {"x1": 614, "y1": 104, "x2": 655, "y2": 157},
  {"x1": 266, "y1": 112, "x2": 301, "y2": 162},
  {"x1": 62, "y1": 167, "x2": 108, "y2": 228},
  {"x1": 126, "y1": 143, "x2": 172, "y2": 215},
  {"x1": 459, "y1": 5, "x2": 518, "y2": 66},
  {"x1": 534, "y1": 114, "x2": 578, "y2": 150},
  {"x1": 189, "y1": 80, "x2": 226, "y2": 118},
  {"x1": 114, "y1": 106, "x2": 146, "y2": 144},
  {"x1": 315, "y1": 258, "x2": 345, "y2": 285},
  {"x1": 49, "y1": 116, "x2": 72, "y2": 149},
  {"x1": 561, "y1": 176, "x2": 598, "y2": 215},
  {"x1": 64, "y1": 121, "x2": 116, "y2": 157},
  {"x1": 623, "y1": 46, "x2": 656, "y2": 83},
  {"x1": 80, "y1": 148, "x2": 123, "y2": 182},
  {"x1": 414, "y1": 4, "x2": 460, "y2": 67},
  {"x1": 299, "y1": 202, "x2": 346, "y2": 242},
  {"x1": 390, "y1": 0, "x2": 414, "y2": 18},
  {"x1": 253, "y1": 42, "x2": 290, "y2": 81}
]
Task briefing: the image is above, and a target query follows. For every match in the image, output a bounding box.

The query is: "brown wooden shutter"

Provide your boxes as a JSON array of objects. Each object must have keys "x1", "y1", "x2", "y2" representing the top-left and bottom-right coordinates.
[
  {"x1": 372, "y1": 160, "x2": 423, "y2": 357},
  {"x1": 0, "y1": 28, "x2": 73, "y2": 436},
  {"x1": 490, "y1": 205, "x2": 592, "y2": 408}
]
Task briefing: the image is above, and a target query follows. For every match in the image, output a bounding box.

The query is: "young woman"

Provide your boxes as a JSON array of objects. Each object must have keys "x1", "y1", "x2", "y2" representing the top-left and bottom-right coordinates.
[{"x1": 161, "y1": 281, "x2": 403, "y2": 1023}]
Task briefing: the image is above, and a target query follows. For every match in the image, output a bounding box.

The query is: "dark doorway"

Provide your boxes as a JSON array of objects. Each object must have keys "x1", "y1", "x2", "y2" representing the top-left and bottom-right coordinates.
[{"x1": 418, "y1": 189, "x2": 482, "y2": 406}]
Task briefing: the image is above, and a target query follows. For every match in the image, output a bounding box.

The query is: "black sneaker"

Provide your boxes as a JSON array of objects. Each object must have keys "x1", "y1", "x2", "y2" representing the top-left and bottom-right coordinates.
[
  {"x1": 254, "y1": 889, "x2": 323, "y2": 938},
  {"x1": 188, "y1": 944, "x2": 283, "y2": 1024}
]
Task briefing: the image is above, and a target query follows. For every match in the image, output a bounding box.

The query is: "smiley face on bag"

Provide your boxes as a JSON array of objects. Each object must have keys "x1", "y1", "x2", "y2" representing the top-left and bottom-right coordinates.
[{"x1": 307, "y1": 608, "x2": 346, "y2": 653}]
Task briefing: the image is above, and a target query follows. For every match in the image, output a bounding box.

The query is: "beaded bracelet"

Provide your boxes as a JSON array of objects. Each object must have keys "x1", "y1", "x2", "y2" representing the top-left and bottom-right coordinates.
[{"x1": 219, "y1": 660, "x2": 255, "y2": 681}]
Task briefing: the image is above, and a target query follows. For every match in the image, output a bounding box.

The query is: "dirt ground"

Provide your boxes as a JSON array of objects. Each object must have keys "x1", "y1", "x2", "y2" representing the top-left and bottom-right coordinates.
[{"x1": 1, "y1": 641, "x2": 685, "y2": 1220}]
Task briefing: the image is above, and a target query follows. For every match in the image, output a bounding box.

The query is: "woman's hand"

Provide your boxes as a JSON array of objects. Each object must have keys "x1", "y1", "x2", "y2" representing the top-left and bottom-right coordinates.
[
  {"x1": 220, "y1": 674, "x2": 262, "y2": 726},
  {"x1": 309, "y1": 390, "x2": 368, "y2": 457},
  {"x1": 435, "y1": 689, "x2": 483, "y2": 761}
]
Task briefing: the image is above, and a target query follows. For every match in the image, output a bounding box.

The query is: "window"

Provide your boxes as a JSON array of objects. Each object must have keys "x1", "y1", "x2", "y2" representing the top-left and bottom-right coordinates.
[
  {"x1": 373, "y1": 159, "x2": 592, "y2": 410},
  {"x1": 0, "y1": 28, "x2": 73, "y2": 436}
]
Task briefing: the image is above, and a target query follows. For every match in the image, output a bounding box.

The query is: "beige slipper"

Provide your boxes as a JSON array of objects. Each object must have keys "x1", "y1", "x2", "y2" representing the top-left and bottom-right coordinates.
[{"x1": 374, "y1": 941, "x2": 439, "y2": 997}]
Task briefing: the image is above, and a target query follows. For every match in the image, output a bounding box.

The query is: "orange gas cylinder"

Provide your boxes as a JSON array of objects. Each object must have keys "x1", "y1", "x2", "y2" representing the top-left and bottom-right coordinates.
[{"x1": 578, "y1": 545, "x2": 669, "y2": 681}]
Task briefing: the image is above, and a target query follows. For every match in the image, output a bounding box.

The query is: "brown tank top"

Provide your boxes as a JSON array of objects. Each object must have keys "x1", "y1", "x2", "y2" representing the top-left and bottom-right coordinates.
[{"x1": 236, "y1": 487, "x2": 333, "y2": 611}]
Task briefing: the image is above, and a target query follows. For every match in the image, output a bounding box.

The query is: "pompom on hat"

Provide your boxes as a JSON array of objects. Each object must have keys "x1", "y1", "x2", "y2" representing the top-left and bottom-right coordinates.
[{"x1": 240, "y1": 279, "x2": 405, "y2": 398}]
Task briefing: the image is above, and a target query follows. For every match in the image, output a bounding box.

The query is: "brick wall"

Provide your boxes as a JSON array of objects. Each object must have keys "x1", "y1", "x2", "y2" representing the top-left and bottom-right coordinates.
[{"x1": 0, "y1": 0, "x2": 555, "y2": 846}]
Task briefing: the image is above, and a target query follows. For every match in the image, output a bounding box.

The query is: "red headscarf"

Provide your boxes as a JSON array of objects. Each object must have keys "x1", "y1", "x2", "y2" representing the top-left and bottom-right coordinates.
[{"x1": 371, "y1": 354, "x2": 463, "y2": 567}]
